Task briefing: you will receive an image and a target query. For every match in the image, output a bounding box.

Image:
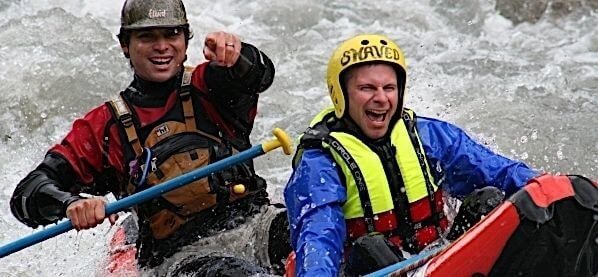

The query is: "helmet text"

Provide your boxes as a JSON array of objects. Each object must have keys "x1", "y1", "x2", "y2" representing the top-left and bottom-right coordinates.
[{"x1": 340, "y1": 45, "x2": 400, "y2": 67}]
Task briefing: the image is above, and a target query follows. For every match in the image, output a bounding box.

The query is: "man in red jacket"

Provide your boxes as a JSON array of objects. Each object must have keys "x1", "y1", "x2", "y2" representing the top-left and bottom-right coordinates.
[{"x1": 10, "y1": 0, "x2": 290, "y2": 274}]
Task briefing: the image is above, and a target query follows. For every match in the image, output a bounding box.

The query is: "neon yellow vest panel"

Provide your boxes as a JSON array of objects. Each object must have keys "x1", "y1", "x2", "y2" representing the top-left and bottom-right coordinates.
[{"x1": 310, "y1": 107, "x2": 438, "y2": 220}]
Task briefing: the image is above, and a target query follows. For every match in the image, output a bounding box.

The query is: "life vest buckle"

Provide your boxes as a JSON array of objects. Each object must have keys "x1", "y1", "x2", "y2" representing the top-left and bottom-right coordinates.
[
  {"x1": 120, "y1": 113, "x2": 133, "y2": 128},
  {"x1": 179, "y1": 89, "x2": 191, "y2": 100}
]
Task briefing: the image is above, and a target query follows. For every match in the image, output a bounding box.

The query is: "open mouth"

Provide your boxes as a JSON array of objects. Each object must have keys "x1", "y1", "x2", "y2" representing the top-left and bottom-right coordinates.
[
  {"x1": 365, "y1": 110, "x2": 387, "y2": 122},
  {"x1": 150, "y1": 57, "x2": 173, "y2": 65}
]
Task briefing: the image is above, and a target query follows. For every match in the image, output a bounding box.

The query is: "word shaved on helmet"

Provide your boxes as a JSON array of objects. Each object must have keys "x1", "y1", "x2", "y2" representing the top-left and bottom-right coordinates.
[
  {"x1": 326, "y1": 34, "x2": 407, "y2": 118},
  {"x1": 339, "y1": 42, "x2": 402, "y2": 67}
]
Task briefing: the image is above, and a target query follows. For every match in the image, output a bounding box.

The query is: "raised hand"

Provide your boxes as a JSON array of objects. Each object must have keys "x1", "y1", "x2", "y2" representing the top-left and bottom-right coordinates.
[{"x1": 203, "y1": 31, "x2": 242, "y2": 67}]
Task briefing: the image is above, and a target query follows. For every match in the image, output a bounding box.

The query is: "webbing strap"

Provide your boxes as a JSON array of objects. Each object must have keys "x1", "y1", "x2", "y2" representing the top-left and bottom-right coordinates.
[
  {"x1": 326, "y1": 136, "x2": 376, "y2": 233},
  {"x1": 110, "y1": 96, "x2": 143, "y2": 156},
  {"x1": 111, "y1": 67, "x2": 198, "y2": 157},
  {"x1": 378, "y1": 140, "x2": 417, "y2": 252},
  {"x1": 180, "y1": 67, "x2": 197, "y2": 131},
  {"x1": 402, "y1": 111, "x2": 442, "y2": 234}
]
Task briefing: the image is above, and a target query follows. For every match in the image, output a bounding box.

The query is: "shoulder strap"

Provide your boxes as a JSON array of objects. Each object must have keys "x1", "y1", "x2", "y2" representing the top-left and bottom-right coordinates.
[
  {"x1": 327, "y1": 134, "x2": 377, "y2": 233},
  {"x1": 297, "y1": 114, "x2": 377, "y2": 233},
  {"x1": 108, "y1": 95, "x2": 143, "y2": 157},
  {"x1": 178, "y1": 66, "x2": 225, "y2": 143},
  {"x1": 180, "y1": 66, "x2": 197, "y2": 131},
  {"x1": 401, "y1": 108, "x2": 443, "y2": 232},
  {"x1": 292, "y1": 112, "x2": 335, "y2": 168}
]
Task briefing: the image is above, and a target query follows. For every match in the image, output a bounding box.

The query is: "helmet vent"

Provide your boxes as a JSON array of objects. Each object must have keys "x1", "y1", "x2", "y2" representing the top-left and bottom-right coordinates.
[
  {"x1": 360, "y1": 39, "x2": 369, "y2": 45},
  {"x1": 380, "y1": 40, "x2": 388, "y2": 45}
]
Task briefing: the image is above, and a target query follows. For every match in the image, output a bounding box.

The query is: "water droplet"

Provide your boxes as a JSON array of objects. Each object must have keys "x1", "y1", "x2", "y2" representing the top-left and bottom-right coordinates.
[
  {"x1": 520, "y1": 136, "x2": 528, "y2": 144},
  {"x1": 436, "y1": 161, "x2": 443, "y2": 173},
  {"x1": 530, "y1": 130, "x2": 538, "y2": 140}
]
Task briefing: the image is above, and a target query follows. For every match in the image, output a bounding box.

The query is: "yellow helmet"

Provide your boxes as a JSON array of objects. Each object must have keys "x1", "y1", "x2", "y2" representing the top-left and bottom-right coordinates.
[{"x1": 326, "y1": 34, "x2": 407, "y2": 118}]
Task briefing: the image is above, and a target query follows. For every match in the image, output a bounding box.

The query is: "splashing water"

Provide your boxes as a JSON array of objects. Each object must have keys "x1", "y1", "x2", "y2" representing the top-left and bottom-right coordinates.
[{"x1": 0, "y1": 0, "x2": 596, "y2": 275}]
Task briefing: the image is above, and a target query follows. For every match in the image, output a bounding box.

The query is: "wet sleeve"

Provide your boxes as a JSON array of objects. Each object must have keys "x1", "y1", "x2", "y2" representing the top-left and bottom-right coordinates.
[
  {"x1": 284, "y1": 148, "x2": 347, "y2": 277},
  {"x1": 416, "y1": 116, "x2": 539, "y2": 197},
  {"x1": 203, "y1": 42, "x2": 275, "y2": 95},
  {"x1": 10, "y1": 153, "x2": 84, "y2": 227},
  {"x1": 49, "y1": 105, "x2": 117, "y2": 184},
  {"x1": 10, "y1": 105, "x2": 119, "y2": 227},
  {"x1": 192, "y1": 42, "x2": 274, "y2": 142}
]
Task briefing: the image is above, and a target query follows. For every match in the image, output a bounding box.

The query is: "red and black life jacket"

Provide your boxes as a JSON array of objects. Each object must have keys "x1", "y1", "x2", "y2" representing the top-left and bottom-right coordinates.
[{"x1": 106, "y1": 67, "x2": 262, "y2": 239}]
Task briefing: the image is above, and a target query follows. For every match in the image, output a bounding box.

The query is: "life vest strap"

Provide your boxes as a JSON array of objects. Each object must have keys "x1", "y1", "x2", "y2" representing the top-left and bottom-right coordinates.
[
  {"x1": 324, "y1": 134, "x2": 376, "y2": 234},
  {"x1": 109, "y1": 96, "x2": 143, "y2": 156},
  {"x1": 180, "y1": 66, "x2": 197, "y2": 131},
  {"x1": 402, "y1": 111, "x2": 442, "y2": 234},
  {"x1": 109, "y1": 67, "x2": 198, "y2": 157},
  {"x1": 346, "y1": 208, "x2": 448, "y2": 252}
]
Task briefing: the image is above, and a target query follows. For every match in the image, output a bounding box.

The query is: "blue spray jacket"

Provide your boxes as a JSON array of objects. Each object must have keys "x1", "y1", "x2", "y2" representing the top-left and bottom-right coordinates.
[{"x1": 283, "y1": 115, "x2": 539, "y2": 277}]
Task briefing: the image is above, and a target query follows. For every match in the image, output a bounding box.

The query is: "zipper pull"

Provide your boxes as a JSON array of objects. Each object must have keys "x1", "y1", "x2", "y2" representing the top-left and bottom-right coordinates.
[{"x1": 150, "y1": 157, "x2": 157, "y2": 172}]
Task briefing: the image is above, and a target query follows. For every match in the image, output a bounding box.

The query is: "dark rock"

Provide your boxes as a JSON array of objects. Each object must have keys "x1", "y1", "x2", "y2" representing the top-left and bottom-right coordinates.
[
  {"x1": 496, "y1": 0, "x2": 548, "y2": 24},
  {"x1": 496, "y1": 0, "x2": 598, "y2": 25}
]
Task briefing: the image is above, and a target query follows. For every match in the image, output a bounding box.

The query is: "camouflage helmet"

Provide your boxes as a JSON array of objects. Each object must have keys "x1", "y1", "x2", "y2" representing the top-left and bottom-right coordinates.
[{"x1": 120, "y1": 0, "x2": 189, "y2": 31}]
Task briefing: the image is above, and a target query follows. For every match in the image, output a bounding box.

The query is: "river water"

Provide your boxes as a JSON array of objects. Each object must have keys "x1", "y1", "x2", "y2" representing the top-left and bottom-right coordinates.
[{"x1": 0, "y1": 0, "x2": 596, "y2": 276}]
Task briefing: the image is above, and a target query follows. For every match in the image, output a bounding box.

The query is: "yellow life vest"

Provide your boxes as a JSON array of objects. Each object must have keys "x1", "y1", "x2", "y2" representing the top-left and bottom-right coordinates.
[{"x1": 295, "y1": 107, "x2": 443, "y2": 250}]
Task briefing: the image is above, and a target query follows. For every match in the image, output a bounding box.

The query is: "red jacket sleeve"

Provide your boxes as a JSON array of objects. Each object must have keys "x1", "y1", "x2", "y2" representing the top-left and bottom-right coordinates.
[{"x1": 49, "y1": 104, "x2": 126, "y2": 186}]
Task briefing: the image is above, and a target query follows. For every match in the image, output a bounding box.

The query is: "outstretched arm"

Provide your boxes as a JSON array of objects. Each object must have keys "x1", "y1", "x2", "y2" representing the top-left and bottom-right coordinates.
[
  {"x1": 192, "y1": 33, "x2": 275, "y2": 143},
  {"x1": 202, "y1": 32, "x2": 275, "y2": 96},
  {"x1": 416, "y1": 116, "x2": 539, "y2": 197}
]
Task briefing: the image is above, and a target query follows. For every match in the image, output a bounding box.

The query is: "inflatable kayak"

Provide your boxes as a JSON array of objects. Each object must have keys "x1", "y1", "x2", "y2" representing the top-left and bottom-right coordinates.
[
  {"x1": 105, "y1": 213, "x2": 139, "y2": 276},
  {"x1": 367, "y1": 174, "x2": 597, "y2": 277},
  {"x1": 105, "y1": 175, "x2": 596, "y2": 276}
]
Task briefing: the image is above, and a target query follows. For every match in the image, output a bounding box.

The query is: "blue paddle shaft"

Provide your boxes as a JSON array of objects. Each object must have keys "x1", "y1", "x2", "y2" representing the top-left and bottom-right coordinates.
[
  {"x1": 0, "y1": 145, "x2": 265, "y2": 258},
  {"x1": 364, "y1": 245, "x2": 445, "y2": 277}
]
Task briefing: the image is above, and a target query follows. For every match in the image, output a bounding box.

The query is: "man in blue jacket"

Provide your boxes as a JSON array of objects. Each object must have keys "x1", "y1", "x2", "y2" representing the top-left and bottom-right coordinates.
[{"x1": 284, "y1": 34, "x2": 538, "y2": 276}]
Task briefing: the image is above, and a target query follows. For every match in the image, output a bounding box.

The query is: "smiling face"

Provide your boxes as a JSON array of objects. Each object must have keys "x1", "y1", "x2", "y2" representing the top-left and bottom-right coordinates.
[
  {"x1": 344, "y1": 63, "x2": 400, "y2": 139},
  {"x1": 122, "y1": 27, "x2": 187, "y2": 83}
]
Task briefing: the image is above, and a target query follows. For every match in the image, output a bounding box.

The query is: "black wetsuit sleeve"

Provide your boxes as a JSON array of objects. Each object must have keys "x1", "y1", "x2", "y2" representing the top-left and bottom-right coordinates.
[
  {"x1": 204, "y1": 42, "x2": 275, "y2": 96},
  {"x1": 201, "y1": 42, "x2": 275, "y2": 145},
  {"x1": 10, "y1": 153, "x2": 84, "y2": 228}
]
